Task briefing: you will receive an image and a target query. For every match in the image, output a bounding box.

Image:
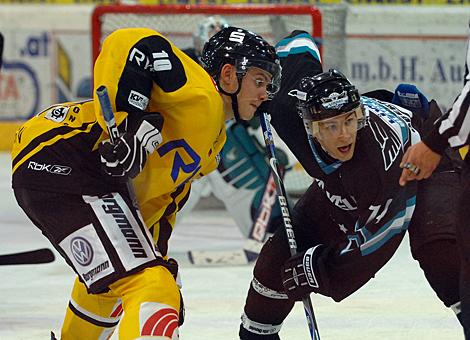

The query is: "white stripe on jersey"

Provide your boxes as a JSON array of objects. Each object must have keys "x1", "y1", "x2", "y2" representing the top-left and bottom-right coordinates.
[
  {"x1": 69, "y1": 297, "x2": 122, "y2": 325},
  {"x1": 276, "y1": 37, "x2": 321, "y2": 62},
  {"x1": 439, "y1": 80, "x2": 470, "y2": 147},
  {"x1": 361, "y1": 199, "x2": 415, "y2": 255},
  {"x1": 438, "y1": 38, "x2": 470, "y2": 148}
]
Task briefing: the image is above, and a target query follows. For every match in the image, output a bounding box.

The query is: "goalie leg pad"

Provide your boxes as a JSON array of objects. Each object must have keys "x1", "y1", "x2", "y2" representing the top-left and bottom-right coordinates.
[{"x1": 213, "y1": 122, "x2": 287, "y2": 240}]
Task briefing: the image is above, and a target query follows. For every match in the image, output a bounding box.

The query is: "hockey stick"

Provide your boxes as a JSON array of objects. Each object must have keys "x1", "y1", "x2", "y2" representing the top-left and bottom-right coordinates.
[
  {"x1": 0, "y1": 248, "x2": 55, "y2": 265},
  {"x1": 259, "y1": 111, "x2": 320, "y2": 340},
  {"x1": 96, "y1": 85, "x2": 140, "y2": 209},
  {"x1": 96, "y1": 86, "x2": 263, "y2": 267},
  {"x1": 0, "y1": 32, "x2": 4, "y2": 70},
  {"x1": 172, "y1": 247, "x2": 257, "y2": 267}
]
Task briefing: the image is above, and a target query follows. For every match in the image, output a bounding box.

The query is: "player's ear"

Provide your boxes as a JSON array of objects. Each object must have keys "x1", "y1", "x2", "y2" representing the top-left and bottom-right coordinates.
[{"x1": 219, "y1": 63, "x2": 236, "y2": 87}]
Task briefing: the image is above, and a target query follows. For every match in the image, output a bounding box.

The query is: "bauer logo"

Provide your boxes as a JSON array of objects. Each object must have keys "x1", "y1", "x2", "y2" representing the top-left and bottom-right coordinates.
[
  {"x1": 70, "y1": 237, "x2": 94, "y2": 266},
  {"x1": 128, "y1": 90, "x2": 149, "y2": 110},
  {"x1": 44, "y1": 106, "x2": 69, "y2": 123}
]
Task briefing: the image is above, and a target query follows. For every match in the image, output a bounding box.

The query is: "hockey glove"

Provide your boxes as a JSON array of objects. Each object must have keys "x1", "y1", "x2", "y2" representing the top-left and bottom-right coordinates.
[
  {"x1": 99, "y1": 113, "x2": 164, "y2": 178},
  {"x1": 392, "y1": 83, "x2": 430, "y2": 120},
  {"x1": 281, "y1": 244, "x2": 327, "y2": 301}
]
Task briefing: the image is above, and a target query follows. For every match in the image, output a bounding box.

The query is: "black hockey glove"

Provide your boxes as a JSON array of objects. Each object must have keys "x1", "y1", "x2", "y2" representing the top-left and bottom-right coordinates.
[
  {"x1": 281, "y1": 244, "x2": 327, "y2": 301},
  {"x1": 99, "y1": 113, "x2": 164, "y2": 178}
]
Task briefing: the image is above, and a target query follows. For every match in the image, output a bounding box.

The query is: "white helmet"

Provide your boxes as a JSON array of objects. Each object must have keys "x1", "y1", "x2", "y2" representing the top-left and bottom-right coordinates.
[{"x1": 193, "y1": 15, "x2": 229, "y2": 56}]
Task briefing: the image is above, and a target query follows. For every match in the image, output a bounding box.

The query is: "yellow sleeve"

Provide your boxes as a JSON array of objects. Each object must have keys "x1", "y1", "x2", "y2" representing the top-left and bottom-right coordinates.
[{"x1": 93, "y1": 27, "x2": 189, "y2": 132}]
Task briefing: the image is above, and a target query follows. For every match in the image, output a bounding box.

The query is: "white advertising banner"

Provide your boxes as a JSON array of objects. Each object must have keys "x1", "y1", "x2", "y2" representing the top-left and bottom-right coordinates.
[
  {"x1": 347, "y1": 37, "x2": 468, "y2": 109},
  {"x1": 0, "y1": 5, "x2": 93, "y2": 120},
  {"x1": 345, "y1": 6, "x2": 470, "y2": 109},
  {"x1": 0, "y1": 4, "x2": 468, "y2": 119}
]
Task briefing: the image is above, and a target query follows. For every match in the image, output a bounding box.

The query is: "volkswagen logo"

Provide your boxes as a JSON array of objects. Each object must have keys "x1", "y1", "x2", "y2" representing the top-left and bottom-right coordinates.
[{"x1": 70, "y1": 237, "x2": 94, "y2": 266}]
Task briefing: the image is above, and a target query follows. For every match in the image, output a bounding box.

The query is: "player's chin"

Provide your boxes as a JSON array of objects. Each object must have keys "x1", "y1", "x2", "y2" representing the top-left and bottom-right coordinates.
[{"x1": 239, "y1": 106, "x2": 257, "y2": 121}]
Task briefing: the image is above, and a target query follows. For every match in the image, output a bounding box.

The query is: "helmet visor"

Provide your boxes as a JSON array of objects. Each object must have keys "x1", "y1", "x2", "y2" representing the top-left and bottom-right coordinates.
[
  {"x1": 235, "y1": 58, "x2": 282, "y2": 98},
  {"x1": 310, "y1": 106, "x2": 366, "y2": 137}
]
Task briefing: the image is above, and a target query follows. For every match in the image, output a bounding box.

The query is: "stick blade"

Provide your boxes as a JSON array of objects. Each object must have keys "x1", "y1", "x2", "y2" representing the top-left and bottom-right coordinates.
[{"x1": 0, "y1": 248, "x2": 55, "y2": 265}]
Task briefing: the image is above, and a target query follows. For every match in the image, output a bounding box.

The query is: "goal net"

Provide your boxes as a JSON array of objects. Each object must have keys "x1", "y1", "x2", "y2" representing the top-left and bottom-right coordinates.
[{"x1": 91, "y1": 4, "x2": 347, "y2": 195}]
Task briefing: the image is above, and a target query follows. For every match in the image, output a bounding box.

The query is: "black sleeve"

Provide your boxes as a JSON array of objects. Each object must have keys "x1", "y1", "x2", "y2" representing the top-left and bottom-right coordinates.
[
  {"x1": 117, "y1": 35, "x2": 187, "y2": 125},
  {"x1": 267, "y1": 30, "x2": 323, "y2": 178}
]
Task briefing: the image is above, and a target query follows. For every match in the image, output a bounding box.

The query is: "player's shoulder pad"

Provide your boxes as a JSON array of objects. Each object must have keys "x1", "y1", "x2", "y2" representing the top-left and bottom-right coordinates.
[
  {"x1": 275, "y1": 30, "x2": 321, "y2": 63},
  {"x1": 362, "y1": 89, "x2": 394, "y2": 103},
  {"x1": 361, "y1": 96, "x2": 412, "y2": 172}
]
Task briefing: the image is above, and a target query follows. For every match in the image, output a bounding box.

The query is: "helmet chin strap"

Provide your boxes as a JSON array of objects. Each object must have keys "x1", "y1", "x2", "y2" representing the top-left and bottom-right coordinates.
[{"x1": 216, "y1": 75, "x2": 244, "y2": 122}]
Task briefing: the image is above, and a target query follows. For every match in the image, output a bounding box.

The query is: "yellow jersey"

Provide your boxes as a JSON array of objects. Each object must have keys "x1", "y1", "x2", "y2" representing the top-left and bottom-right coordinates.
[{"x1": 12, "y1": 28, "x2": 226, "y2": 254}]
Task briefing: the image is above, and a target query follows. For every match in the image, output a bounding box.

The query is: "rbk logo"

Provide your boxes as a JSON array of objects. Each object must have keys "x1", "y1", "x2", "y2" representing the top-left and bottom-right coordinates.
[{"x1": 28, "y1": 161, "x2": 72, "y2": 175}]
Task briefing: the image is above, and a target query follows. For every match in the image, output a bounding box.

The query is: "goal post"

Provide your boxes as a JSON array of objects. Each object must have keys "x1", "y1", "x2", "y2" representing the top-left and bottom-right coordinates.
[{"x1": 91, "y1": 4, "x2": 322, "y2": 63}]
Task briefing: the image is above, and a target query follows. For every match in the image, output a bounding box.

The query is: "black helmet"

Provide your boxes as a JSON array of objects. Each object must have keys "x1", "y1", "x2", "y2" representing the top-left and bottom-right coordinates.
[
  {"x1": 294, "y1": 69, "x2": 361, "y2": 122},
  {"x1": 201, "y1": 26, "x2": 281, "y2": 97}
]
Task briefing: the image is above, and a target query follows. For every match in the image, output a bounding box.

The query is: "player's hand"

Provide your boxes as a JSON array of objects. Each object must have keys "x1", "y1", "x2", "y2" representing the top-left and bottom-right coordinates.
[
  {"x1": 99, "y1": 113, "x2": 164, "y2": 178},
  {"x1": 281, "y1": 245, "x2": 326, "y2": 301},
  {"x1": 399, "y1": 141, "x2": 441, "y2": 186}
]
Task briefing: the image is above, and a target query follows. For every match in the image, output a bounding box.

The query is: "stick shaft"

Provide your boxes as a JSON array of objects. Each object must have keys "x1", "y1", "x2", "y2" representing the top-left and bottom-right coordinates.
[
  {"x1": 259, "y1": 111, "x2": 320, "y2": 340},
  {"x1": 96, "y1": 85, "x2": 139, "y2": 209},
  {"x1": 0, "y1": 32, "x2": 3, "y2": 70},
  {"x1": 96, "y1": 85, "x2": 119, "y2": 143}
]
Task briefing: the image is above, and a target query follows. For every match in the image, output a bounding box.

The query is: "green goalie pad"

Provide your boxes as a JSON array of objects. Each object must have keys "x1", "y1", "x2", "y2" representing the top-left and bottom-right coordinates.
[{"x1": 215, "y1": 119, "x2": 290, "y2": 240}]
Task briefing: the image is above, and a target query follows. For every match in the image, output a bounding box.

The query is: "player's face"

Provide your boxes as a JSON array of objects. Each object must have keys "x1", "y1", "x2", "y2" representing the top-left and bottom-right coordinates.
[
  {"x1": 313, "y1": 109, "x2": 360, "y2": 161},
  {"x1": 236, "y1": 67, "x2": 272, "y2": 120}
]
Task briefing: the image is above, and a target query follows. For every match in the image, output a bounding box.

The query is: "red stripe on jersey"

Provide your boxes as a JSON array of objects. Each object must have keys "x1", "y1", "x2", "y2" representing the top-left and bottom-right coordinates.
[
  {"x1": 141, "y1": 307, "x2": 178, "y2": 337},
  {"x1": 110, "y1": 303, "x2": 123, "y2": 318},
  {"x1": 210, "y1": 77, "x2": 220, "y2": 93}
]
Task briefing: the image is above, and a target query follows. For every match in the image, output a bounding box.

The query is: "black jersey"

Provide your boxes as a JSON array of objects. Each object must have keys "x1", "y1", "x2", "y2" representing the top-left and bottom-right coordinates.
[
  {"x1": 270, "y1": 31, "x2": 420, "y2": 256},
  {"x1": 241, "y1": 32, "x2": 461, "y2": 332}
]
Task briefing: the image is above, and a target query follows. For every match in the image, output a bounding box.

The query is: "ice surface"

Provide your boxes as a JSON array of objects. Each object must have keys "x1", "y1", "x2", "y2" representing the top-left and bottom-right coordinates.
[{"x1": 0, "y1": 153, "x2": 463, "y2": 339}]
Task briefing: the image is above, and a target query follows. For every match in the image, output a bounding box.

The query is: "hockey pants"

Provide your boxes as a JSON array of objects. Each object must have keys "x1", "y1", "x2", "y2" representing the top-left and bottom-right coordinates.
[{"x1": 61, "y1": 266, "x2": 180, "y2": 339}]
